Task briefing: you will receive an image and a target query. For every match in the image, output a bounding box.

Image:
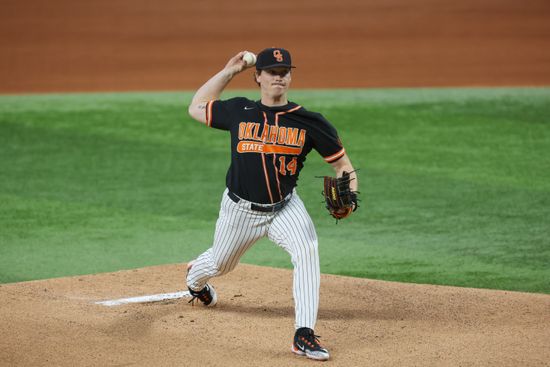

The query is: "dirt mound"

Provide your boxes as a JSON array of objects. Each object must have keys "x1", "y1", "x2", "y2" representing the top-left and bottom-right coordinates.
[{"x1": 0, "y1": 264, "x2": 548, "y2": 366}]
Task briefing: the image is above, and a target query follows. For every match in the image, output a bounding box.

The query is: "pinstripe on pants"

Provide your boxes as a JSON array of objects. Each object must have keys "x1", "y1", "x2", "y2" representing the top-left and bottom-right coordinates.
[{"x1": 187, "y1": 188, "x2": 320, "y2": 330}]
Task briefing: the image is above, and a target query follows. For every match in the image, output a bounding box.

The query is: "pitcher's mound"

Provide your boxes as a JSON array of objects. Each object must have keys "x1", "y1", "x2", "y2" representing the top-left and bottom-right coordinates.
[{"x1": 0, "y1": 264, "x2": 548, "y2": 366}]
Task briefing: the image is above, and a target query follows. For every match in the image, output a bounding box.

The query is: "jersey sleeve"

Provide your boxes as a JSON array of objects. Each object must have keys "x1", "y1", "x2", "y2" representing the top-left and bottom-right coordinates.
[
  {"x1": 205, "y1": 97, "x2": 249, "y2": 131},
  {"x1": 309, "y1": 114, "x2": 346, "y2": 163}
]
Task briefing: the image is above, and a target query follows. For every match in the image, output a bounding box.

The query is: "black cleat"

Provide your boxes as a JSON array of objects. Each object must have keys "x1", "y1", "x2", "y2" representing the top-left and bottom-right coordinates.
[
  {"x1": 186, "y1": 260, "x2": 218, "y2": 307},
  {"x1": 188, "y1": 284, "x2": 217, "y2": 307},
  {"x1": 291, "y1": 327, "x2": 330, "y2": 361}
]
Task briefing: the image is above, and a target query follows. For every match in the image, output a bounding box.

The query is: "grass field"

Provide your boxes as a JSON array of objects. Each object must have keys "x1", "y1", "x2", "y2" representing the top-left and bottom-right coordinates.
[{"x1": 1, "y1": 88, "x2": 549, "y2": 293}]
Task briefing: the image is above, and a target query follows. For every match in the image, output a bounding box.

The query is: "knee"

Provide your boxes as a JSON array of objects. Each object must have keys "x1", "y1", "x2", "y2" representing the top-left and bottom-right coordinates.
[
  {"x1": 292, "y1": 240, "x2": 319, "y2": 262},
  {"x1": 212, "y1": 256, "x2": 238, "y2": 276}
]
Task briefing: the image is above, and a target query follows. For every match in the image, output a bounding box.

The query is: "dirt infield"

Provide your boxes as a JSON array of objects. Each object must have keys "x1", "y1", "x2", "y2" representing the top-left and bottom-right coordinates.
[
  {"x1": 2, "y1": 1, "x2": 550, "y2": 366},
  {"x1": 1, "y1": 0, "x2": 549, "y2": 93},
  {"x1": 0, "y1": 264, "x2": 548, "y2": 366}
]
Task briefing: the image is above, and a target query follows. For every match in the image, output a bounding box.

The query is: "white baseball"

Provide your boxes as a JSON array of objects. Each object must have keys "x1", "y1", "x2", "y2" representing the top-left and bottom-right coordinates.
[{"x1": 243, "y1": 51, "x2": 256, "y2": 67}]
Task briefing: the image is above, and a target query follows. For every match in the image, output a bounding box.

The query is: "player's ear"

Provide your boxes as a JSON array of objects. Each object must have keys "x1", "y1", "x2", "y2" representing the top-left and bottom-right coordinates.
[{"x1": 254, "y1": 70, "x2": 261, "y2": 86}]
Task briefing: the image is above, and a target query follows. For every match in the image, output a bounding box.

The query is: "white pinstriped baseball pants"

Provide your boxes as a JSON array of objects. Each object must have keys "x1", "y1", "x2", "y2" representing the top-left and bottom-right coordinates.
[{"x1": 187, "y1": 188, "x2": 320, "y2": 330}]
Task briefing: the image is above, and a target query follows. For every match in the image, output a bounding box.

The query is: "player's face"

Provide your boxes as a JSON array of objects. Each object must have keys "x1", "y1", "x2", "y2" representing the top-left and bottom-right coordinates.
[{"x1": 256, "y1": 67, "x2": 292, "y2": 97}]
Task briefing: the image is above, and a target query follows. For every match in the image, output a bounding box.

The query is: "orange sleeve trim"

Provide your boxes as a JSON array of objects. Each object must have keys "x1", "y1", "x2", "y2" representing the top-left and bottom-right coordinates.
[
  {"x1": 324, "y1": 147, "x2": 346, "y2": 163},
  {"x1": 205, "y1": 100, "x2": 214, "y2": 127}
]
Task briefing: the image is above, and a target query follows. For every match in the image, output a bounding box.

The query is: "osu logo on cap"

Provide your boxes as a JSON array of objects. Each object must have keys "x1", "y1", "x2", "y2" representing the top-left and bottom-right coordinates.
[{"x1": 273, "y1": 50, "x2": 284, "y2": 62}]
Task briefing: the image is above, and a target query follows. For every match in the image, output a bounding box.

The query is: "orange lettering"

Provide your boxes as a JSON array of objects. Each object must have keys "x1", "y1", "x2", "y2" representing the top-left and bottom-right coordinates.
[
  {"x1": 278, "y1": 156, "x2": 298, "y2": 175},
  {"x1": 278, "y1": 156, "x2": 286, "y2": 175},
  {"x1": 237, "y1": 141, "x2": 264, "y2": 153},
  {"x1": 287, "y1": 157, "x2": 298, "y2": 175},
  {"x1": 269, "y1": 125, "x2": 278, "y2": 143},
  {"x1": 277, "y1": 127, "x2": 287, "y2": 144},
  {"x1": 285, "y1": 128, "x2": 299, "y2": 146},
  {"x1": 297, "y1": 129, "x2": 306, "y2": 147},
  {"x1": 238, "y1": 122, "x2": 246, "y2": 140},
  {"x1": 245, "y1": 122, "x2": 254, "y2": 139},
  {"x1": 260, "y1": 123, "x2": 269, "y2": 142},
  {"x1": 252, "y1": 123, "x2": 262, "y2": 140}
]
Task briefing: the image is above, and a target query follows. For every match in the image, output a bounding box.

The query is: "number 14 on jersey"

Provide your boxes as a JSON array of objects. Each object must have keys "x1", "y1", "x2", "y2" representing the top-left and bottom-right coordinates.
[{"x1": 278, "y1": 156, "x2": 298, "y2": 176}]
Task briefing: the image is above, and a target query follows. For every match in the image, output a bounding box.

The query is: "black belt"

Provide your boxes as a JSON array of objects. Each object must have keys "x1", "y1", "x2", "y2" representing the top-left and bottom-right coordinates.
[{"x1": 227, "y1": 191, "x2": 289, "y2": 213}]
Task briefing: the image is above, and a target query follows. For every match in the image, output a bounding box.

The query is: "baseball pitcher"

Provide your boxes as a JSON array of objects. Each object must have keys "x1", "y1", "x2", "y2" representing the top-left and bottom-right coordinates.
[{"x1": 185, "y1": 48, "x2": 359, "y2": 361}]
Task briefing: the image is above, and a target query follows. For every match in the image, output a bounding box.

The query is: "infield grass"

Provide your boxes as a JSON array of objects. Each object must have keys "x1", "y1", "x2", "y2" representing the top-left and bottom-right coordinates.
[{"x1": 1, "y1": 88, "x2": 549, "y2": 293}]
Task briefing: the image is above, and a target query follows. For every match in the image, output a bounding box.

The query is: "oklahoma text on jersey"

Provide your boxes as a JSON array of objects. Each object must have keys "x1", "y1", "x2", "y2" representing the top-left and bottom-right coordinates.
[{"x1": 237, "y1": 122, "x2": 306, "y2": 155}]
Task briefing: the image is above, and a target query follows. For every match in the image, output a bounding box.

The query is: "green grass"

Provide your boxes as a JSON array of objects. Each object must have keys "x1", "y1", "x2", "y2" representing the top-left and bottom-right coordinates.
[{"x1": 1, "y1": 88, "x2": 549, "y2": 293}]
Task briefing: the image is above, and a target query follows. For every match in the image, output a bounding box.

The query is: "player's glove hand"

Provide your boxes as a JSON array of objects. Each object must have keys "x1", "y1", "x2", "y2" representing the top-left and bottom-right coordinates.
[{"x1": 321, "y1": 171, "x2": 359, "y2": 221}]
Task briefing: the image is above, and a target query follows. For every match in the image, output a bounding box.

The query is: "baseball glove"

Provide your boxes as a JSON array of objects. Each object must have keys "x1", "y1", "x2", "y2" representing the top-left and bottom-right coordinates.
[{"x1": 321, "y1": 171, "x2": 358, "y2": 221}]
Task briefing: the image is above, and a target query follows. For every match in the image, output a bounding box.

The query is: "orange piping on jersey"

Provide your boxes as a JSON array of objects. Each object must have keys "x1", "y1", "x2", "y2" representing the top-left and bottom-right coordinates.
[
  {"x1": 276, "y1": 127, "x2": 287, "y2": 144},
  {"x1": 271, "y1": 107, "x2": 302, "y2": 201},
  {"x1": 273, "y1": 113, "x2": 282, "y2": 201},
  {"x1": 261, "y1": 111, "x2": 274, "y2": 203},
  {"x1": 262, "y1": 112, "x2": 269, "y2": 139},
  {"x1": 324, "y1": 147, "x2": 346, "y2": 163},
  {"x1": 261, "y1": 153, "x2": 274, "y2": 203},
  {"x1": 273, "y1": 105, "x2": 303, "y2": 125},
  {"x1": 206, "y1": 100, "x2": 214, "y2": 127},
  {"x1": 260, "y1": 123, "x2": 270, "y2": 142},
  {"x1": 252, "y1": 123, "x2": 262, "y2": 140},
  {"x1": 256, "y1": 106, "x2": 301, "y2": 202},
  {"x1": 272, "y1": 154, "x2": 282, "y2": 200},
  {"x1": 281, "y1": 105, "x2": 303, "y2": 115},
  {"x1": 268, "y1": 125, "x2": 278, "y2": 143}
]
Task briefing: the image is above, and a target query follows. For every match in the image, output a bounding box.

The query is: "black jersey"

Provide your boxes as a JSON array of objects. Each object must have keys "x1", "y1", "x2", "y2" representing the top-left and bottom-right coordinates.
[{"x1": 206, "y1": 97, "x2": 345, "y2": 204}]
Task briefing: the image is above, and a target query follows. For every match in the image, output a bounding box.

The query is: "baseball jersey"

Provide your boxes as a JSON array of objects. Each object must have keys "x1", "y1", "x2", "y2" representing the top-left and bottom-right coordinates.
[{"x1": 205, "y1": 97, "x2": 345, "y2": 204}]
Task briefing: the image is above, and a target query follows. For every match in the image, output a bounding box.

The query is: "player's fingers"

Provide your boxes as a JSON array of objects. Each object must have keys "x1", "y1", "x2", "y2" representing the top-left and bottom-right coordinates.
[
  {"x1": 239, "y1": 50, "x2": 256, "y2": 70},
  {"x1": 229, "y1": 51, "x2": 246, "y2": 64},
  {"x1": 225, "y1": 51, "x2": 248, "y2": 73}
]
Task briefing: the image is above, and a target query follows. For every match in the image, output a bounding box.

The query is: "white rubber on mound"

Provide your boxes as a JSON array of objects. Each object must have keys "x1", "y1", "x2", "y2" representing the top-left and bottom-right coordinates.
[{"x1": 95, "y1": 290, "x2": 191, "y2": 306}]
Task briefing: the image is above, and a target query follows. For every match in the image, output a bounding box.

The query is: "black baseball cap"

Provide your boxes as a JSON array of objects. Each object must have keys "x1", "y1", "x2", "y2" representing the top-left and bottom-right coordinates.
[{"x1": 255, "y1": 47, "x2": 296, "y2": 70}]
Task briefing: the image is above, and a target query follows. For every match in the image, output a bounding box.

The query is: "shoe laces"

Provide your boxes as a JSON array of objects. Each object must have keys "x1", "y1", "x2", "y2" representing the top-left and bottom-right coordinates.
[
  {"x1": 188, "y1": 286, "x2": 212, "y2": 305},
  {"x1": 297, "y1": 330, "x2": 325, "y2": 350}
]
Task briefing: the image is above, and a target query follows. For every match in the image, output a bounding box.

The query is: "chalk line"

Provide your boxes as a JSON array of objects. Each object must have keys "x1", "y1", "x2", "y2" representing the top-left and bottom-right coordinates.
[{"x1": 95, "y1": 290, "x2": 191, "y2": 306}]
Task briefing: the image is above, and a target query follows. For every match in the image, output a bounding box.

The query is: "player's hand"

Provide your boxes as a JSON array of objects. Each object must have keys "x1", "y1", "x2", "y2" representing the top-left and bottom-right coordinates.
[{"x1": 223, "y1": 51, "x2": 253, "y2": 77}]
